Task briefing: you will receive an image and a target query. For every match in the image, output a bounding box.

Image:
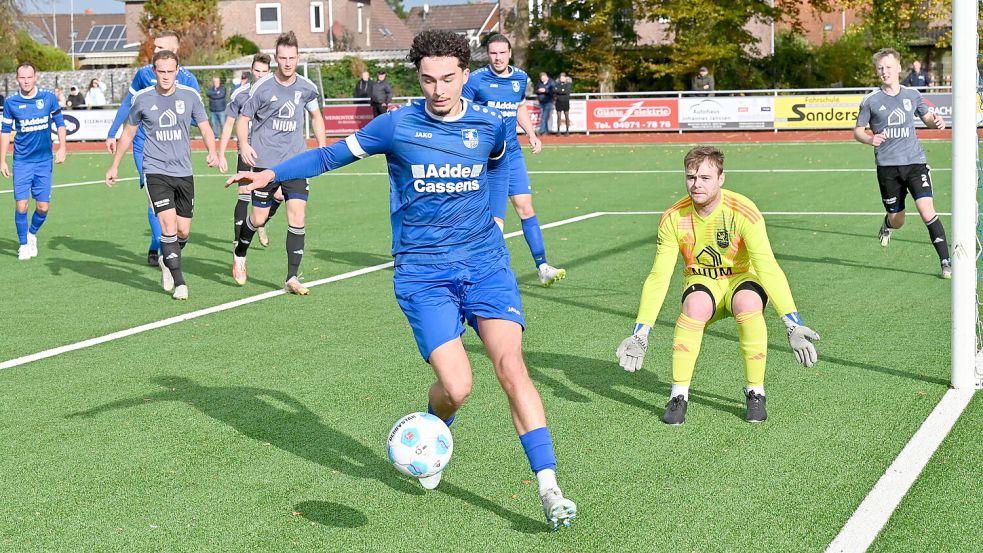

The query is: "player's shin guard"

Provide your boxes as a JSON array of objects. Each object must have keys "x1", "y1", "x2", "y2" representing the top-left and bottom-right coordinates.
[
  {"x1": 671, "y1": 314, "x2": 706, "y2": 387},
  {"x1": 235, "y1": 217, "x2": 257, "y2": 257},
  {"x1": 147, "y1": 207, "x2": 162, "y2": 253},
  {"x1": 267, "y1": 198, "x2": 283, "y2": 221},
  {"x1": 160, "y1": 235, "x2": 186, "y2": 286},
  {"x1": 233, "y1": 194, "x2": 250, "y2": 243},
  {"x1": 14, "y1": 210, "x2": 28, "y2": 245},
  {"x1": 286, "y1": 225, "x2": 305, "y2": 280},
  {"x1": 925, "y1": 216, "x2": 950, "y2": 262},
  {"x1": 521, "y1": 216, "x2": 548, "y2": 267},
  {"x1": 736, "y1": 310, "x2": 768, "y2": 390},
  {"x1": 29, "y1": 210, "x2": 47, "y2": 235},
  {"x1": 519, "y1": 427, "x2": 559, "y2": 492}
]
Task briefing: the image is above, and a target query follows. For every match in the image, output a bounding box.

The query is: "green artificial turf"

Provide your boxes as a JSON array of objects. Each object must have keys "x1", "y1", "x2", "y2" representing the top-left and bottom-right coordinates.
[{"x1": 0, "y1": 140, "x2": 977, "y2": 551}]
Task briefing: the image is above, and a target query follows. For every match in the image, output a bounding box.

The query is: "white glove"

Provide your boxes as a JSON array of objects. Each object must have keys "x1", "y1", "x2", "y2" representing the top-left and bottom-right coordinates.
[
  {"x1": 784, "y1": 313, "x2": 820, "y2": 368},
  {"x1": 616, "y1": 328, "x2": 649, "y2": 372}
]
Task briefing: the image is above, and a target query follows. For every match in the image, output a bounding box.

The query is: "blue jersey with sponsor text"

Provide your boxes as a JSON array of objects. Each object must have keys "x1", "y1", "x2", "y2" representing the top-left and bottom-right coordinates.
[
  {"x1": 108, "y1": 64, "x2": 201, "y2": 143},
  {"x1": 1, "y1": 88, "x2": 66, "y2": 162},
  {"x1": 462, "y1": 65, "x2": 527, "y2": 150},
  {"x1": 271, "y1": 99, "x2": 509, "y2": 265}
]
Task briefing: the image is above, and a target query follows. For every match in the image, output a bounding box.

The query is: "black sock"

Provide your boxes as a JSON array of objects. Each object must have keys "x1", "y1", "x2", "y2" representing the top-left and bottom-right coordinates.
[
  {"x1": 235, "y1": 217, "x2": 256, "y2": 257},
  {"x1": 178, "y1": 236, "x2": 188, "y2": 250},
  {"x1": 234, "y1": 194, "x2": 250, "y2": 243},
  {"x1": 925, "y1": 216, "x2": 950, "y2": 263},
  {"x1": 286, "y1": 225, "x2": 305, "y2": 280},
  {"x1": 267, "y1": 198, "x2": 282, "y2": 222},
  {"x1": 883, "y1": 214, "x2": 893, "y2": 229},
  {"x1": 160, "y1": 234, "x2": 186, "y2": 286}
]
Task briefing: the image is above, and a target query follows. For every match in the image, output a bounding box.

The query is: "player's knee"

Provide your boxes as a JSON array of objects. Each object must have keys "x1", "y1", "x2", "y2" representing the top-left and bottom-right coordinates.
[
  {"x1": 35, "y1": 205, "x2": 49, "y2": 215},
  {"x1": 888, "y1": 212, "x2": 906, "y2": 228},
  {"x1": 493, "y1": 354, "x2": 531, "y2": 395},
  {"x1": 442, "y1": 380, "x2": 472, "y2": 409},
  {"x1": 681, "y1": 290, "x2": 714, "y2": 322},
  {"x1": 732, "y1": 290, "x2": 763, "y2": 315},
  {"x1": 513, "y1": 202, "x2": 535, "y2": 219}
]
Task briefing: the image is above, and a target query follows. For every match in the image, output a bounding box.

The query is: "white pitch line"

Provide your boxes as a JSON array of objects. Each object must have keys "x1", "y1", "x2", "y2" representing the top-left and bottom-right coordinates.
[
  {"x1": 826, "y1": 388, "x2": 977, "y2": 553},
  {"x1": 0, "y1": 211, "x2": 606, "y2": 371},
  {"x1": 602, "y1": 211, "x2": 955, "y2": 217}
]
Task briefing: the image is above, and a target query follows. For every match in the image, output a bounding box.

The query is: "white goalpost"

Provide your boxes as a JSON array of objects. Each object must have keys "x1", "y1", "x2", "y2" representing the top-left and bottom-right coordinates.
[{"x1": 951, "y1": 0, "x2": 981, "y2": 389}]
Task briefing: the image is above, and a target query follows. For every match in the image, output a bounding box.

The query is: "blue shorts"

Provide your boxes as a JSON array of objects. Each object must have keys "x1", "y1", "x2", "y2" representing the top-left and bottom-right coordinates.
[
  {"x1": 506, "y1": 146, "x2": 532, "y2": 197},
  {"x1": 133, "y1": 138, "x2": 146, "y2": 188},
  {"x1": 13, "y1": 159, "x2": 53, "y2": 202},
  {"x1": 394, "y1": 246, "x2": 526, "y2": 361}
]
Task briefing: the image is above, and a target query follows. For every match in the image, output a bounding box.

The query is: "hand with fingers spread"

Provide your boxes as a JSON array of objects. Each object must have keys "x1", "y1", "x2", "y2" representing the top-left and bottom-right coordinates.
[
  {"x1": 783, "y1": 312, "x2": 820, "y2": 368},
  {"x1": 616, "y1": 325, "x2": 650, "y2": 372}
]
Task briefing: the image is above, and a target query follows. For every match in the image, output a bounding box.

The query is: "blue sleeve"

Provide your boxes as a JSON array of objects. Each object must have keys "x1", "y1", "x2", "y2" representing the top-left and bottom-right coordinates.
[
  {"x1": 1, "y1": 99, "x2": 12, "y2": 133},
  {"x1": 272, "y1": 113, "x2": 396, "y2": 181},
  {"x1": 50, "y1": 94, "x2": 65, "y2": 128},
  {"x1": 109, "y1": 69, "x2": 146, "y2": 138},
  {"x1": 487, "y1": 124, "x2": 509, "y2": 219},
  {"x1": 462, "y1": 74, "x2": 478, "y2": 101}
]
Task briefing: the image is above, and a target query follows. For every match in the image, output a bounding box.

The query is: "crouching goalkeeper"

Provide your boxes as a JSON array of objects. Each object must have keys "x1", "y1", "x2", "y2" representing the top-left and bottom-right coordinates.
[{"x1": 616, "y1": 146, "x2": 820, "y2": 425}]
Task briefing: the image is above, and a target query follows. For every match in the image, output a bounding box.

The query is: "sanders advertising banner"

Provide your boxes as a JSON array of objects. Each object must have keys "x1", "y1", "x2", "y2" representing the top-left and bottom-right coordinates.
[
  {"x1": 586, "y1": 99, "x2": 678, "y2": 132},
  {"x1": 679, "y1": 97, "x2": 774, "y2": 130},
  {"x1": 774, "y1": 95, "x2": 865, "y2": 129}
]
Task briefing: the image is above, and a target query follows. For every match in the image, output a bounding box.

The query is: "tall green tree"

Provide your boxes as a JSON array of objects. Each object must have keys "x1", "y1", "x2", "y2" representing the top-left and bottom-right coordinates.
[
  {"x1": 0, "y1": 0, "x2": 19, "y2": 72},
  {"x1": 139, "y1": 0, "x2": 224, "y2": 64},
  {"x1": 529, "y1": 0, "x2": 637, "y2": 92},
  {"x1": 831, "y1": 0, "x2": 951, "y2": 48}
]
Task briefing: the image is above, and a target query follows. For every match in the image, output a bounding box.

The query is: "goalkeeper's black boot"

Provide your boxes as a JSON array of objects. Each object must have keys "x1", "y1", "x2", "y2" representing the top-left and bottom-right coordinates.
[
  {"x1": 662, "y1": 395, "x2": 688, "y2": 425},
  {"x1": 745, "y1": 390, "x2": 767, "y2": 423}
]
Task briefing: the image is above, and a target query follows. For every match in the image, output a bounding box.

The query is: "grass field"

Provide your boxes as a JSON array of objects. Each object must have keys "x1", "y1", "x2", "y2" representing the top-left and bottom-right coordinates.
[{"x1": 1, "y1": 140, "x2": 979, "y2": 551}]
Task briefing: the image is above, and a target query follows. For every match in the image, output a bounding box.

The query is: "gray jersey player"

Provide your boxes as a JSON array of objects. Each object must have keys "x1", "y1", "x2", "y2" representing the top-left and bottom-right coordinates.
[
  {"x1": 217, "y1": 54, "x2": 276, "y2": 247},
  {"x1": 230, "y1": 31, "x2": 326, "y2": 295},
  {"x1": 106, "y1": 50, "x2": 218, "y2": 299},
  {"x1": 854, "y1": 47, "x2": 950, "y2": 279}
]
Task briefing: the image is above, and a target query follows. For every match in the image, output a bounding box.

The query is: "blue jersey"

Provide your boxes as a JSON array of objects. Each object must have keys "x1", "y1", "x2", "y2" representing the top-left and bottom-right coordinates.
[
  {"x1": 1, "y1": 88, "x2": 66, "y2": 162},
  {"x1": 108, "y1": 64, "x2": 201, "y2": 142},
  {"x1": 272, "y1": 99, "x2": 510, "y2": 265},
  {"x1": 462, "y1": 65, "x2": 528, "y2": 149}
]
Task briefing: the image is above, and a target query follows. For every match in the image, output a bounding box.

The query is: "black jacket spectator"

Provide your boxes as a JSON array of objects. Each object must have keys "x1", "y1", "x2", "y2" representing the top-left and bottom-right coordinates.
[
  {"x1": 902, "y1": 65, "x2": 932, "y2": 89},
  {"x1": 370, "y1": 73, "x2": 393, "y2": 117},
  {"x1": 354, "y1": 77, "x2": 373, "y2": 104},
  {"x1": 206, "y1": 85, "x2": 228, "y2": 113},
  {"x1": 535, "y1": 77, "x2": 555, "y2": 105},
  {"x1": 66, "y1": 89, "x2": 86, "y2": 109}
]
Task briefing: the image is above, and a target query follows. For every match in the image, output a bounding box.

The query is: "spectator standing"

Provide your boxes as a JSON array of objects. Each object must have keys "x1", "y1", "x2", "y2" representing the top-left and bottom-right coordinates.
[
  {"x1": 535, "y1": 72, "x2": 555, "y2": 135},
  {"x1": 691, "y1": 66, "x2": 714, "y2": 96},
  {"x1": 85, "y1": 79, "x2": 107, "y2": 108},
  {"x1": 902, "y1": 60, "x2": 932, "y2": 89},
  {"x1": 66, "y1": 86, "x2": 86, "y2": 109},
  {"x1": 354, "y1": 70, "x2": 373, "y2": 104},
  {"x1": 554, "y1": 72, "x2": 572, "y2": 135},
  {"x1": 370, "y1": 69, "x2": 393, "y2": 117},
  {"x1": 206, "y1": 77, "x2": 228, "y2": 134}
]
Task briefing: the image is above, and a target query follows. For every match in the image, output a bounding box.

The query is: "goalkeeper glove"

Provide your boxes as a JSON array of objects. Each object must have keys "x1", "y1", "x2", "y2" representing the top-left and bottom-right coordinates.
[
  {"x1": 616, "y1": 324, "x2": 650, "y2": 372},
  {"x1": 783, "y1": 312, "x2": 820, "y2": 368}
]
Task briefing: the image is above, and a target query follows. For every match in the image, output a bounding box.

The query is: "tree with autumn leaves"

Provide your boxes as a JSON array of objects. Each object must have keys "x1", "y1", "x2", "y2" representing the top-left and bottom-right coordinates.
[{"x1": 527, "y1": 0, "x2": 954, "y2": 92}]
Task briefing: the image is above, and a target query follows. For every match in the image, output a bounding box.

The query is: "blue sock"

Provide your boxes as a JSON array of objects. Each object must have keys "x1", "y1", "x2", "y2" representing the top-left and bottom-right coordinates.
[
  {"x1": 521, "y1": 216, "x2": 548, "y2": 267},
  {"x1": 519, "y1": 426, "x2": 557, "y2": 473},
  {"x1": 427, "y1": 401, "x2": 456, "y2": 427},
  {"x1": 14, "y1": 211, "x2": 28, "y2": 245},
  {"x1": 147, "y1": 207, "x2": 162, "y2": 252},
  {"x1": 29, "y1": 210, "x2": 47, "y2": 235}
]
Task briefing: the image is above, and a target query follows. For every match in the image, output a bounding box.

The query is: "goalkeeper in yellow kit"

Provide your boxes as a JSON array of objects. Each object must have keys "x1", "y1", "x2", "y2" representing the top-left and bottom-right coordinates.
[{"x1": 616, "y1": 146, "x2": 820, "y2": 424}]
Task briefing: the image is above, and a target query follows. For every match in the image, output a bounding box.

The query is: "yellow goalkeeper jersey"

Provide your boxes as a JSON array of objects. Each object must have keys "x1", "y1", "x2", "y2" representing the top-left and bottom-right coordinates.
[{"x1": 635, "y1": 189, "x2": 797, "y2": 326}]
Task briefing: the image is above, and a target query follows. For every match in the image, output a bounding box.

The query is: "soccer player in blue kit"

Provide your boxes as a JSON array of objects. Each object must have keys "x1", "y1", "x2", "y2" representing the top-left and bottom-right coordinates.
[
  {"x1": 0, "y1": 62, "x2": 67, "y2": 260},
  {"x1": 227, "y1": 30, "x2": 577, "y2": 531},
  {"x1": 106, "y1": 30, "x2": 200, "y2": 266},
  {"x1": 462, "y1": 34, "x2": 566, "y2": 287}
]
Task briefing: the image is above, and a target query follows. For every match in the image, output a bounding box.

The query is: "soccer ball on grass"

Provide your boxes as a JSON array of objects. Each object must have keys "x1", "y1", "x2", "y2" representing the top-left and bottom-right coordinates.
[{"x1": 387, "y1": 412, "x2": 453, "y2": 479}]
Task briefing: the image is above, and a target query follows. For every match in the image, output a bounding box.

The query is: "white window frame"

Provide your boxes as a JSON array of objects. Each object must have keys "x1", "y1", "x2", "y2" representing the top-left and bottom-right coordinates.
[
  {"x1": 310, "y1": 2, "x2": 324, "y2": 33},
  {"x1": 256, "y1": 3, "x2": 282, "y2": 35}
]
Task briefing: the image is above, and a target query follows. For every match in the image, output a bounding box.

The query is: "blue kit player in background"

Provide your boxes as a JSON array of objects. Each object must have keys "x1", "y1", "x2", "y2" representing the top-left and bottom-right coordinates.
[
  {"x1": 0, "y1": 62, "x2": 67, "y2": 261},
  {"x1": 462, "y1": 34, "x2": 566, "y2": 287},
  {"x1": 106, "y1": 30, "x2": 200, "y2": 267},
  {"x1": 228, "y1": 29, "x2": 578, "y2": 531}
]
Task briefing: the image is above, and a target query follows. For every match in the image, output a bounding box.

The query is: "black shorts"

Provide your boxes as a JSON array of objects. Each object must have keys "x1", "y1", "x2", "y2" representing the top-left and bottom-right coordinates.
[
  {"x1": 249, "y1": 167, "x2": 309, "y2": 208},
  {"x1": 555, "y1": 98, "x2": 570, "y2": 112},
  {"x1": 146, "y1": 174, "x2": 194, "y2": 218},
  {"x1": 876, "y1": 164, "x2": 933, "y2": 213},
  {"x1": 236, "y1": 155, "x2": 251, "y2": 172}
]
